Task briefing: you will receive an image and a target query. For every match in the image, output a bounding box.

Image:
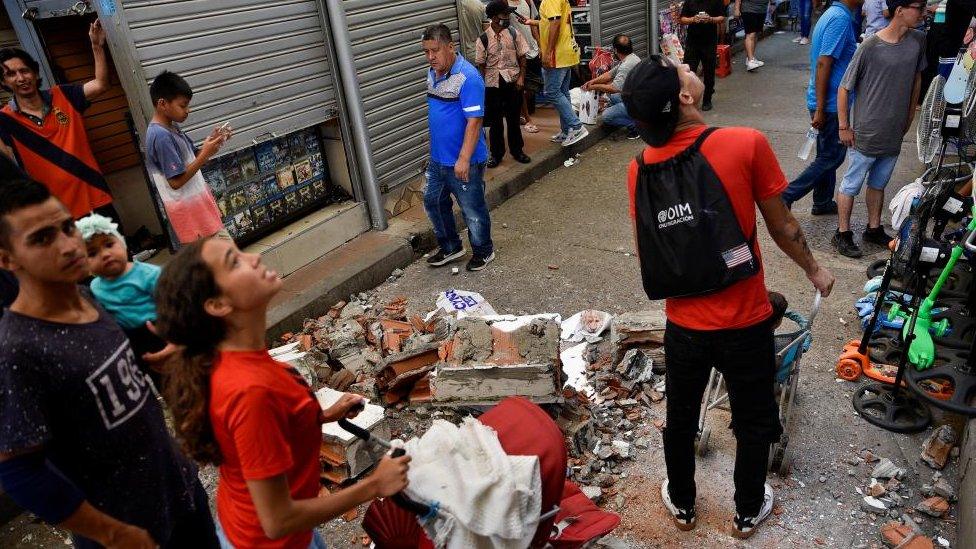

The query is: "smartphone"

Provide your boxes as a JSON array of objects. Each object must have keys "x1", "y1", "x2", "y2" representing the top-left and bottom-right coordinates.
[{"x1": 515, "y1": 12, "x2": 527, "y2": 23}]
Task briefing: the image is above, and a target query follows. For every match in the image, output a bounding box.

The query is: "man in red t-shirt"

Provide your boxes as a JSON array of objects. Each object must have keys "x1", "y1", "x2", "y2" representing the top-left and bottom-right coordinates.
[{"x1": 621, "y1": 57, "x2": 835, "y2": 539}]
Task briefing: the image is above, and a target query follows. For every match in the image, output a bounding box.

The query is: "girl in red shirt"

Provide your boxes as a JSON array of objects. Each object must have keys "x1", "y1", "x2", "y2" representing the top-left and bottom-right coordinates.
[{"x1": 154, "y1": 237, "x2": 410, "y2": 548}]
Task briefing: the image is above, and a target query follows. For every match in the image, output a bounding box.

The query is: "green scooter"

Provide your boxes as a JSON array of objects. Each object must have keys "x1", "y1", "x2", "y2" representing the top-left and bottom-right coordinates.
[{"x1": 888, "y1": 215, "x2": 976, "y2": 369}]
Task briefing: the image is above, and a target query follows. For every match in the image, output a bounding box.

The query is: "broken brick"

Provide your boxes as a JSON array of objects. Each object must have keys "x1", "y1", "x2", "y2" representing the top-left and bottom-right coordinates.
[
  {"x1": 915, "y1": 496, "x2": 949, "y2": 518},
  {"x1": 375, "y1": 343, "x2": 441, "y2": 403},
  {"x1": 341, "y1": 508, "x2": 358, "y2": 522},
  {"x1": 880, "y1": 522, "x2": 913, "y2": 548},
  {"x1": 921, "y1": 425, "x2": 957, "y2": 470}
]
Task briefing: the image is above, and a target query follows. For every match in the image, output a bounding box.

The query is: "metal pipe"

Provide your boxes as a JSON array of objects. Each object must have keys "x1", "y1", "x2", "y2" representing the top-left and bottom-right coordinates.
[
  {"x1": 650, "y1": 0, "x2": 659, "y2": 54},
  {"x1": 321, "y1": 0, "x2": 388, "y2": 230}
]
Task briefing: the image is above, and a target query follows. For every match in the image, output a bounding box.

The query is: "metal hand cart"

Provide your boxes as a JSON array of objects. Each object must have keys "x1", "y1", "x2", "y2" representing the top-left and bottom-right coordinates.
[{"x1": 694, "y1": 291, "x2": 823, "y2": 477}]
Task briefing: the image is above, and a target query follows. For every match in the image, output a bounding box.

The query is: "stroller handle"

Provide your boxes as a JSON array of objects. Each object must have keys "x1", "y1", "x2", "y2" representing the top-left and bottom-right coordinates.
[
  {"x1": 807, "y1": 290, "x2": 822, "y2": 328},
  {"x1": 336, "y1": 418, "x2": 434, "y2": 520}
]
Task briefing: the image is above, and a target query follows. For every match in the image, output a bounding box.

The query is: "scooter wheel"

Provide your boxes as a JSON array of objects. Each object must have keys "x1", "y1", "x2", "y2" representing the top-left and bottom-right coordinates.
[
  {"x1": 836, "y1": 358, "x2": 862, "y2": 381},
  {"x1": 866, "y1": 259, "x2": 887, "y2": 279}
]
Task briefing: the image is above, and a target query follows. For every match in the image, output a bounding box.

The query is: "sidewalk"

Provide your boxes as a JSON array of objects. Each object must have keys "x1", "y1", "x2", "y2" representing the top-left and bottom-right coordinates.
[{"x1": 267, "y1": 107, "x2": 613, "y2": 338}]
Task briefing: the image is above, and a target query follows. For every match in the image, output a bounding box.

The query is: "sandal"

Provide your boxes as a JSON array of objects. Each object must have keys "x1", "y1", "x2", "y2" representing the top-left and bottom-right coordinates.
[{"x1": 523, "y1": 123, "x2": 539, "y2": 133}]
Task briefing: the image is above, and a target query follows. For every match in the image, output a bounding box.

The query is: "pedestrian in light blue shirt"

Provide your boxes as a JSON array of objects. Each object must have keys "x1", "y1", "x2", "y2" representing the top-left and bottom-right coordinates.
[
  {"x1": 863, "y1": 0, "x2": 890, "y2": 35},
  {"x1": 781, "y1": 0, "x2": 861, "y2": 215}
]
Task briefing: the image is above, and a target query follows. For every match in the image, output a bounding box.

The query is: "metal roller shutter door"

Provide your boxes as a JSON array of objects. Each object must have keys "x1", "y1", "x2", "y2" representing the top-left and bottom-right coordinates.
[
  {"x1": 344, "y1": 0, "x2": 459, "y2": 192},
  {"x1": 599, "y1": 0, "x2": 649, "y2": 57},
  {"x1": 119, "y1": 0, "x2": 338, "y2": 152}
]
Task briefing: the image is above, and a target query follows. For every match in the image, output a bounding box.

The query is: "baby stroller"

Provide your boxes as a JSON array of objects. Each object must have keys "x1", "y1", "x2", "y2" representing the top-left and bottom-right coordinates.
[
  {"x1": 694, "y1": 291, "x2": 822, "y2": 477},
  {"x1": 342, "y1": 397, "x2": 621, "y2": 548}
]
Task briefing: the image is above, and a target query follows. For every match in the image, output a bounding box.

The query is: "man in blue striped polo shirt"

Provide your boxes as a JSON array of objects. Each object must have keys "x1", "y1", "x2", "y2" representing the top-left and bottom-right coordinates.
[{"x1": 421, "y1": 24, "x2": 495, "y2": 272}]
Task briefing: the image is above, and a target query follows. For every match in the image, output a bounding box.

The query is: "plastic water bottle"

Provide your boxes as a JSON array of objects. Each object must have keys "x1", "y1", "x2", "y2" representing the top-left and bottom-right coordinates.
[
  {"x1": 933, "y1": 0, "x2": 946, "y2": 23},
  {"x1": 798, "y1": 127, "x2": 817, "y2": 161}
]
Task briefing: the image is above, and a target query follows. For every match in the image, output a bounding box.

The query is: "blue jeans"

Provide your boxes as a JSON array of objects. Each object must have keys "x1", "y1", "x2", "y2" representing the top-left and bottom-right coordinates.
[
  {"x1": 782, "y1": 111, "x2": 845, "y2": 210},
  {"x1": 602, "y1": 94, "x2": 634, "y2": 130},
  {"x1": 798, "y1": 0, "x2": 812, "y2": 37},
  {"x1": 216, "y1": 520, "x2": 327, "y2": 549},
  {"x1": 543, "y1": 66, "x2": 581, "y2": 133},
  {"x1": 424, "y1": 159, "x2": 493, "y2": 258},
  {"x1": 839, "y1": 149, "x2": 899, "y2": 196}
]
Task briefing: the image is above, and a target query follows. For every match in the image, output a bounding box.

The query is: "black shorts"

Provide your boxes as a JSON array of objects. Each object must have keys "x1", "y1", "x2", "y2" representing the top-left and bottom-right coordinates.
[{"x1": 741, "y1": 12, "x2": 765, "y2": 34}]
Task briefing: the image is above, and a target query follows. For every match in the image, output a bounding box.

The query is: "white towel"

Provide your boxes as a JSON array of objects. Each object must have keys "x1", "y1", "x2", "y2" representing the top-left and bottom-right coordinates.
[
  {"x1": 889, "y1": 178, "x2": 925, "y2": 231},
  {"x1": 403, "y1": 418, "x2": 541, "y2": 549}
]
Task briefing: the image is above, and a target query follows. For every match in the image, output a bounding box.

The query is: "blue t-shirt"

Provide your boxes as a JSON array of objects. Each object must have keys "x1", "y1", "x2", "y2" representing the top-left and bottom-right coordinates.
[
  {"x1": 427, "y1": 56, "x2": 489, "y2": 166},
  {"x1": 145, "y1": 122, "x2": 196, "y2": 179},
  {"x1": 806, "y1": 3, "x2": 858, "y2": 113},
  {"x1": 90, "y1": 261, "x2": 161, "y2": 330}
]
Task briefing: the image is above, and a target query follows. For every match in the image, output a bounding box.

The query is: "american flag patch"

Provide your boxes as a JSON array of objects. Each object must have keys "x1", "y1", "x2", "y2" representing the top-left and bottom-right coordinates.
[{"x1": 722, "y1": 244, "x2": 753, "y2": 268}]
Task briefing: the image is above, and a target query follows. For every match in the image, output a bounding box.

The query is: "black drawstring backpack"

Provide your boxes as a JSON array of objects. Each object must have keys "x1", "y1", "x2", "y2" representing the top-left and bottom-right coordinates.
[{"x1": 633, "y1": 127, "x2": 759, "y2": 300}]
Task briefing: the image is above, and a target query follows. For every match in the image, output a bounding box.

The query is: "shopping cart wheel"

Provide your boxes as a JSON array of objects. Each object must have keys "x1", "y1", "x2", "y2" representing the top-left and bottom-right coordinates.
[{"x1": 695, "y1": 427, "x2": 711, "y2": 457}]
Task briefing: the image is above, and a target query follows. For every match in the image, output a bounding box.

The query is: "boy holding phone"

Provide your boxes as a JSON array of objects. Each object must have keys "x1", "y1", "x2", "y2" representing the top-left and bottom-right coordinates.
[
  {"x1": 680, "y1": 0, "x2": 726, "y2": 111},
  {"x1": 145, "y1": 71, "x2": 232, "y2": 245}
]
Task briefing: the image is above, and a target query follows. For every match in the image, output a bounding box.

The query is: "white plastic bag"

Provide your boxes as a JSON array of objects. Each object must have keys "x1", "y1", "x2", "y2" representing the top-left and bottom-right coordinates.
[
  {"x1": 435, "y1": 289, "x2": 498, "y2": 318},
  {"x1": 577, "y1": 90, "x2": 599, "y2": 125}
]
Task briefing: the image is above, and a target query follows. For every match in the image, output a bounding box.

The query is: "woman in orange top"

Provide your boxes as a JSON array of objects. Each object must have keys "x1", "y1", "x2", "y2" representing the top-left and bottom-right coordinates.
[{"x1": 155, "y1": 238, "x2": 410, "y2": 548}]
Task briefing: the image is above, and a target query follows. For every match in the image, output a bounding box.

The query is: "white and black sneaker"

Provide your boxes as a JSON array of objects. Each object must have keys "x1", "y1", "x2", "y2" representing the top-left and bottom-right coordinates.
[
  {"x1": 465, "y1": 251, "x2": 495, "y2": 271},
  {"x1": 660, "y1": 479, "x2": 697, "y2": 531},
  {"x1": 732, "y1": 483, "x2": 774, "y2": 539},
  {"x1": 426, "y1": 247, "x2": 466, "y2": 267},
  {"x1": 562, "y1": 125, "x2": 589, "y2": 147}
]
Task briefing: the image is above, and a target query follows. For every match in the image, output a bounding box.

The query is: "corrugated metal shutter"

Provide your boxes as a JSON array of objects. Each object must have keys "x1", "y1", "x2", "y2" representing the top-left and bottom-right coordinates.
[
  {"x1": 119, "y1": 0, "x2": 337, "y2": 152},
  {"x1": 34, "y1": 16, "x2": 142, "y2": 174},
  {"x1": 344, "y1": 0, "x2": 459, "y2": 192},
  {"x1": 599, "y1": 0, "x2": 649, "y2": 57},
  {"x1": 0, "y1": 10, "x2": 21, "y2": 105}
]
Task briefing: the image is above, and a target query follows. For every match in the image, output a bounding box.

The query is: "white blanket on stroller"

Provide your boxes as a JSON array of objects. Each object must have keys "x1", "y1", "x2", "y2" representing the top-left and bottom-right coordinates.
[{"x1": 402, "y1": 418, "x2": 542, "y2": 549}]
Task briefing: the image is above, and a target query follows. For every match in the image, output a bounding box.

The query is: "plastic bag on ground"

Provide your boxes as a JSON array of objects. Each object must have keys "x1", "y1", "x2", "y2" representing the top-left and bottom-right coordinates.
[
  {"x1": 435, "y1": 289, "x2": 498, "y2": 318},
  {"x1": 560, "y1": 310, "x2": 612, "y2": 343}
]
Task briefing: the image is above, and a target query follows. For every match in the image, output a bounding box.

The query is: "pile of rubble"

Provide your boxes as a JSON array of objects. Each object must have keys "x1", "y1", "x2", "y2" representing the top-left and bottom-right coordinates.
[
  {"x1": 850, "y1": 424, "x2": 960, "y2": 549},
  {"x1": 277, "y1": 292, "x2": 672, "y2": 509}
]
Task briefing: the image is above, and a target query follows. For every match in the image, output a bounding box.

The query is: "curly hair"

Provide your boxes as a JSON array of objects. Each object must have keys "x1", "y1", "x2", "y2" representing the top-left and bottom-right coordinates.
[{"x1": 154, "y1": 239, "x2": 226, "y2": 465}]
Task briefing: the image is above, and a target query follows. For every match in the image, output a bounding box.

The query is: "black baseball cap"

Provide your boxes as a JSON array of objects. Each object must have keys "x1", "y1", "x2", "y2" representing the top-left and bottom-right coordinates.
[
  {"x1": 622, "y1": 56, "x2": 682, "y2": 147},
  {"x1": 486, "y1": 0, "x2": 517, "y2": 18}
]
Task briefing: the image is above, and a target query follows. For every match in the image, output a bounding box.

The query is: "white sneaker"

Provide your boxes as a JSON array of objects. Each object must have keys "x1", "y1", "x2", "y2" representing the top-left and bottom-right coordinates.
[
  {"x1": 746, "y1": 59, "x2": 762, "y2": 71},
  {"x1": 562, "y1": 125, "x2": 589, "y2": 147},
  {"x1": 732, "y1": 483, "x2": 774, "y2": 539},
  {"x1": 550, "y1": 131, "x2": 567, "y2": 143},
  {"x1": 791, "y1": 36, "x2": 803, "y2": 43},
  {"x1": 660, "y1": 479, "x2": 697, "y2": 531},
  {"x1": 799, "y1": 37, "x2": 810, "y2": 45}
]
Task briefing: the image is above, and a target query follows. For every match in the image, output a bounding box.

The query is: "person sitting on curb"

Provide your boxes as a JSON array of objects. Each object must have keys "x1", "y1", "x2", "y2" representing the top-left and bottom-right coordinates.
[{"x1": 582, "y1": 34, "x2": 642, "y2": 138}]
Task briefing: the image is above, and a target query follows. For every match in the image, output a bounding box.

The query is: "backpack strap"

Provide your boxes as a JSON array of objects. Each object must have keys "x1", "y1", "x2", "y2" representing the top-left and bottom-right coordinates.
[
  {"x1": 690, "y1": 126, "x2": 720, "y2": 151},
  {"x1": 508, "y1": 26, "x2": 518, "y2": 43},
  {"x1": 479, "y1": 32, "x2": 489, "y2": 53}
]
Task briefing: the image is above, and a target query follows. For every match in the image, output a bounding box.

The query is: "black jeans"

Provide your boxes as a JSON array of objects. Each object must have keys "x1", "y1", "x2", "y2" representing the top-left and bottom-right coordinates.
[
  {"x1": 663, "y1": 318, "x2": 782, "y2": 516},
  {"x1": 683, "y1": 39, "x2": 717, "y2": 102},
  {"x1": 485, "y1": 79, "x2": 525, "y2": 160}
]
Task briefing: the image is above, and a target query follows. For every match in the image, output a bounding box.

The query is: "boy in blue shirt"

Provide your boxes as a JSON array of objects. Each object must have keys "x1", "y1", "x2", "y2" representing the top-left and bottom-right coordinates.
[{"x1": 77, "y1": 213, "x2": 165, "y2": 384}]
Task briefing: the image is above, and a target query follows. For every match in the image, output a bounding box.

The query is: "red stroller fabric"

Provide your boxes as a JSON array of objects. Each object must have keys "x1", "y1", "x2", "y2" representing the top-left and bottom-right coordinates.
[
  {"x1": 548, "y1": 481, "x2": 621, "y2": 547},
  {"x1": 362, "y1": 397, "x2": 583, "y2": 548}
]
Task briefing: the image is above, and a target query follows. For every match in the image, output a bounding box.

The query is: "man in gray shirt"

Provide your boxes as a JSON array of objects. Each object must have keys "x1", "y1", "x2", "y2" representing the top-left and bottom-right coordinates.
[
  {"x1": 582, "y1": 35, "x2": 641, "y2": 137},
  {"x1": 735, "y1": 0, "x2": 769, "y2": 71},
  {"x1": 832, "y1": 0, "x2": 926, "y2": 258}
]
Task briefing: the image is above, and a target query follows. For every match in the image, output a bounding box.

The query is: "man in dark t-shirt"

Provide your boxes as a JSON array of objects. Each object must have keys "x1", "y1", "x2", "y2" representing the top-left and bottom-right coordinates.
[
  {"x1": 0, "y1": 176, "x2": 218, "y2": 547},
  {"x1": 680, "y1": 0, "x2": 726, "y2": 111}
]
